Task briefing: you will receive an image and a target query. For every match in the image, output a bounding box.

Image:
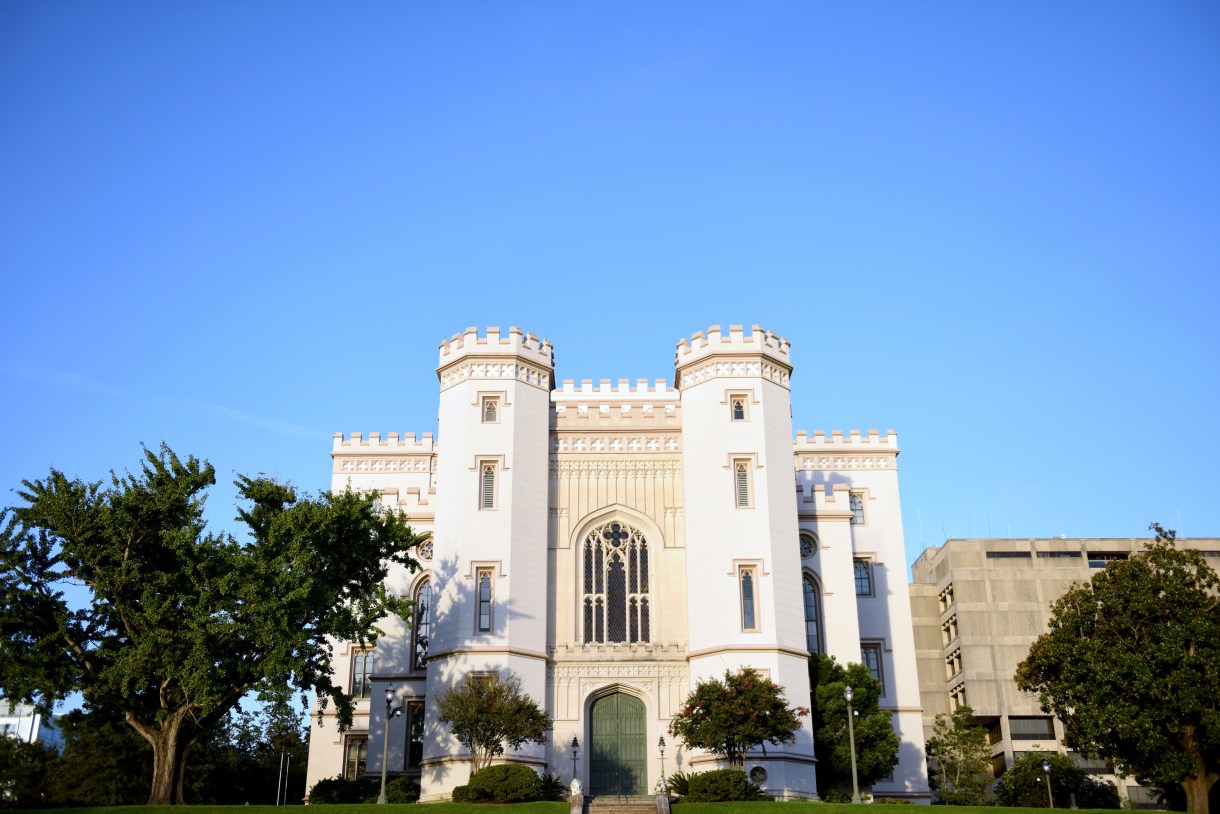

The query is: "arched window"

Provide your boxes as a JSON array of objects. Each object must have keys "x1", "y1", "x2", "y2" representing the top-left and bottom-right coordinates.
[
  {"x1": 803, "y1": 575, "x2": 823, "y2": 654},
  {"x1": 412, "y1": 579, "x2": 431, "y2": 671},
  {"x1": 582, "y1": 521, "x2": 650, "y2": 644}
]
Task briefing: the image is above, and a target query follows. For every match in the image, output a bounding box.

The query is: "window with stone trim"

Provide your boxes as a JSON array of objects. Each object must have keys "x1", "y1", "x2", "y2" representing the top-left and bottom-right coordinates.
[
  {"x1": 476, "y1": 568, "x2": 493, "y2": 632},
  {"x1": 861, "y1": 642, "x2": 885, "y2": 694},
  {"x1": 351, "y1": 649, "x2": 373, "y2": 699},
  {"x1": 404, "y1": 700, "x2": 425, "y2": 770},
  {"x1": 481, "y1": 396, "x2": 499, "y2": 423},
  {"x1": 849, "y1": 492, "x2": 865, "y2": 524},
  {"x1": 734, "y1": 460, "x2": 752, "y2": 508},
  {"x1": 854, "y1": 558, "x2": 874, "y2": 596},
  {"x1": 730, "y1": 394, "x2": 748, "y2": 421},
  {"x1": 479, "y1": 462, "x2": 497, "y2": 510},
  {"x1": 345, "y1": 735, "x2": 368, "y2": 779},
  {"x1": 582, "y1": 521, "x2": 650, "y2": 644},
  {"x1": 411, "y1": 579, "x2": 431, "y2": 671}
]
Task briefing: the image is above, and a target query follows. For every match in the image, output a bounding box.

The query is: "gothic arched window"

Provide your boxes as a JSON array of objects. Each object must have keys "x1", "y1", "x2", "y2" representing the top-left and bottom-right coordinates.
[
  {"x1": 412, "y1": 579, "x2": 431, "y2": 671},
  {"x1": 582, "y1": 521, "x2": 650, "y2": 644},
  {"x1": 803, "y1": 575, "x2": 823, "y2": 655}
]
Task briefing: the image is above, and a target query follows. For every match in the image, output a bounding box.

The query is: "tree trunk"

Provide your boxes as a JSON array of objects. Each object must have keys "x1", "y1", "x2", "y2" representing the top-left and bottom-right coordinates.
[
  {"x1": 128, "y1": 708, "x2": 193, "y2": 805},
  {"x1": 1182, "y1": 772, "x2": 1216, "y2": 814}
]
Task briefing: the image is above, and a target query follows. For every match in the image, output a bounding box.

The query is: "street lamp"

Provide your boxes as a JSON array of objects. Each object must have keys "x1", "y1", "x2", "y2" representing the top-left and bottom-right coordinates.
[
  {"x1": 658, "y1": 736, "x2": 667, "y2": 794},
  {"x1": 571, "y1": 736, "x2": 580, "y2": 786},
  {"x1": 378, "y1": 687, "x2": 404, "y2": 805},
  {"x1": 1042, "y1": 760, "x2": 1053, "y2": 809},
  {"x1": 845, "y1": 686, "x2": 861, "y2": 804}
]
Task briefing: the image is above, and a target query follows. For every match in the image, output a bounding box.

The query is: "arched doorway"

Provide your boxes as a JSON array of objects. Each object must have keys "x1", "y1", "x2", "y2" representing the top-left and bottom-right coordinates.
[{"x1": 589, "y1": 692, "x2": 647, "y2": 796}]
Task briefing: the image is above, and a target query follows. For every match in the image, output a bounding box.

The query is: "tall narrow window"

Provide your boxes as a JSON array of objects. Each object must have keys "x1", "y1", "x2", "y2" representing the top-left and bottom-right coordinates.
[
  {"x1": 477, "y1": 569, "x2": 493, "y2": 632},
  {"x1": 739, "y1": 566, "x2": 759, "y2": 631},
  {"x1": 854, "y1": 558, "x2": 874, "y2": 596},
  {"x1": 861, "y1": 643, "x2": 885, "y2": 693},
  {"x1": 731, "y1": 397, "x2": 747, "y2": 421},
  {"x1": 405, "y1": 701, "x2": 425, "y2": 770},
  {"x1": 351, "y1": 649, "x2": 373, "y2": 699},
  {"x1": 345, "y1": 736, "x2": 368, "y2": 779},
  {"x1": 480, "y1": 463, "x2": 496, "y2": 509},
  {"x1": 849, "y1": 493, "x2": 865, "y2": 524},
  {"x1": 734, "y1": 461, "x2": 751, "y2": 508},
  {"x1": 803, "y1": 576, "x2": 823, "y2": 654},
  {"x1": 412, "y1": 580, "x2": 431, "y2": 671},
  {"x1": 582, "y1": 521, "x2": 650, "y2": 644},
  {"x1": 482, "y1": 397, "x2": 499, "y2": 423}
]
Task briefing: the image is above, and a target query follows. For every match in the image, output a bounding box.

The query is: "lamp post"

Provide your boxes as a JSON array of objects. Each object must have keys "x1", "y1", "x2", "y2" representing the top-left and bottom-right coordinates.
[
  {"x1": 845, "y1": 686, "x2": 861, "y2": 804},
  {"x1": 378, "y1": 687, "x2": 404, "y2": 805},
  {"x1": 658, "y1": 736, "x2": 667, "y2": 793},
  {"x1": 571, "y1": 736, "x2": 580, "y2": 786},
  {"x1": 1042, "y1": 760, "x2": 1053, "y2": 809}
]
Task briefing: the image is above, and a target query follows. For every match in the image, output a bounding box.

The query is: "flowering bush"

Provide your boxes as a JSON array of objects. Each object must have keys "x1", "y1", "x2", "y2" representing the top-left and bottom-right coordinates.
[{"x1": 669, "y1": 668, "x2": 809, "y2": 769}]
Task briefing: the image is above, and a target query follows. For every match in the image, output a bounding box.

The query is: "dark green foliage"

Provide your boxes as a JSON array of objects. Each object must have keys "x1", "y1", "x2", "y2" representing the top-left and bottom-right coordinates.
[
  {"x1": 666, "y1": 770, "x2": 691, "y2": 796},
  {"x1": 924, "y1": 705, "x2": 990, "y2": 805},
  {"x1": 1016, "y1": 524, "x2": 1220, "y2": 814},
  {"x1": 669, "y1": 668, "x2": 809, "y2": 769},
  {"x1": 384, "y1": 776, "x2": 422, "y2": 803},
  {"x1": 808, "y1": 655, "x2": 900, "y2": 798},
  {"x1": 993, "y1": 751, "x2": 1119, "y2": 809},
  {"x1": 0, "y1": 736, "x2": 57, "y2": 808},
  {"x1": 451, "y1": 784, "x2": 474, "y2": 802},
  {"x1": 683, "y1": 769, "x2": 765, "y2": 802},
  {"x1": 0, "y1": 444, "x2": 426, "y2": 804},
  {"x1": 306, "y1": 775, "x2": 381, "y2": 803},
  {"x1": 436, "y1": 674, "x2": 551, "y2": 773},
  {"x1": 873, "y1": 796, "x2": 914, "y2": 803},
  {"x1": 466, "y1": 763, "x2": 545, "y2": 802},
  {"x1": 819, "y1": 788, "x2": 851, "y2": 803},
  {"x1": 538, "y1": 773, "x2": 567, "y2": 801}
]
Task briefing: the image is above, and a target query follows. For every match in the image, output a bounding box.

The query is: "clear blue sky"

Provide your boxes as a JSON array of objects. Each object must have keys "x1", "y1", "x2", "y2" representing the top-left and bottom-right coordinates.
[{"x1": 3, "y1": 2, "x2": 1218, "y2": 569}]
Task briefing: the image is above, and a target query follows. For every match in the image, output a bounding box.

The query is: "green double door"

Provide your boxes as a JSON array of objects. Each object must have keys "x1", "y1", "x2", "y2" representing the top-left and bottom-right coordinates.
[{"x1": 589, "y1": 693, "x2": 647, "y2": 796}]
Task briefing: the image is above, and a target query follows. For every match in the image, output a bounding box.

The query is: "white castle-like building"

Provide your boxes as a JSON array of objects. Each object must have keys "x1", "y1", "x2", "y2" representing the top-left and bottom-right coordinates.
[{"x1": 304, "y1": 325, "x2": 929, "y2": 801}]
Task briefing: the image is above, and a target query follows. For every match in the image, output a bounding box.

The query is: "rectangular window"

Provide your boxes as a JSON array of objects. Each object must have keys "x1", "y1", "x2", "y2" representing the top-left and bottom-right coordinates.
[
  {"x1": 351, "y1": 649, "x2": 373, "y2": 699},
  {"x1": 345, "y1": 736, "x2": 368, "y2": 779},
  {"x1": 405, "y1": 701, "x2": 425, "y2": 770},
  {"x1": 941, "y1": 615, "x2": 959, "y2": 646},
  {"x1": 945, "y1": 648, "x2": 963, "y2": 679},
  {"x1": 854, "y1": 558, "x2": 874, "y2": 596},
  {"x1": 1037, "y1": 550, "x2": 1082, "y2": 559},
  {"x1": 481, "y1": 396, "x2": 499, "y2": 423},
  {"x1": 1088, "y1": 552, "x2": 1128, "y2": 568},
  {"x1": 992, "y1": 753, "x2": 1007, "y2": 779},
  {"x1": 729, "y1": 394, "x2": 748, "y2": 421},
  {"x1": 949, "y1": 683, "x2": 967, "y2": 712},
  {"x1": 1009, "y1": 716, "x2": 1056, "y2": 740},
  {"x1": 861, "y1": 642, "x2": 885, "y2": 693},
  {"x1": 739, "y1": 566, "x2": 759, "y2": 631},
  {"x1": 938, "y1": 583, "x2": 954, "y2": 612},
  {"x1": 849, "y1": 493, "x2": 865, "y2": 524},
  {"x1": 479, "y1": 462, "x2": 497, "y2": 510},
  {"x1": 986, "y1": 550, "x2": 1032, "y2": 559},
  {"x1": 733, "y1": 459, "x2": 752, "y2": 508},
  {"x1": 476, "y1": 568, "x2": 493, "y2": 632}
]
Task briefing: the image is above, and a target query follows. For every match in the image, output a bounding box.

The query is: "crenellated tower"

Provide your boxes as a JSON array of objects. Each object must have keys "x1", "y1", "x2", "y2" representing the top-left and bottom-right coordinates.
[
  {"x1": 675, "y1": 324, "x2": 817, "y2": 798},
  {"x1": 420, "y1": 326, "x2": 554, "y2": 799}
]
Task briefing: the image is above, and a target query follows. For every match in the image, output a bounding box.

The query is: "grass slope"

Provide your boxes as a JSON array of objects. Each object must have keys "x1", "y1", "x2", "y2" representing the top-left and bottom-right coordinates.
[{"x1": 9, "y1": 804, "x2": 1125, "y2": 814}]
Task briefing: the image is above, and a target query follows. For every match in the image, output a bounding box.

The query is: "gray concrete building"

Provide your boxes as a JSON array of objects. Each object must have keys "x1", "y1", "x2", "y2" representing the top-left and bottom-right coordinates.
[{"x1": 909, "y1": 536, "x2": 1220, "y2": 808}]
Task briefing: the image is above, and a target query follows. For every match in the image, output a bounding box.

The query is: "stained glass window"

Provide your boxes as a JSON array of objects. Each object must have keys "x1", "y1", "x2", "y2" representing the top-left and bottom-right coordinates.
[{"x1": 582, "y1": 522, "x2": 650, "y2": 644}]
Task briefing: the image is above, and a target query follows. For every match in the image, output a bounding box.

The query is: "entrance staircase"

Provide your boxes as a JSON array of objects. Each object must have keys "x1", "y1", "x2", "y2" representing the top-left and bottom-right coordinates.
[{"x1": 585, "y1": 795, "x2": 662, "y2": 814}]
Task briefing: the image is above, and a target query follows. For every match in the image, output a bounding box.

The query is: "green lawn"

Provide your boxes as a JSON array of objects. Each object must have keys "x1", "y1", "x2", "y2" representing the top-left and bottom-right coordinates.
[{"x1": 8, "y1": 804, "x2": 1129, "y2": 814}]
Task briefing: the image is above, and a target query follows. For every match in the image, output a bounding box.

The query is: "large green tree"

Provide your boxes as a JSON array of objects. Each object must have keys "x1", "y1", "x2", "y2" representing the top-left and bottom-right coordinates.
[
  {"x1": 0, "y1": 444, "x2": 425, "y2": 805},
  {"x1": 436, "y1": 673, "x2": 551, "y2": 774},
  {"x1": 992, "y1": 751, "x2": 1119, "y2": 809},
  {"x1": 924, "y1": 704, "x2": 990, "y2": 805},
  {"x1": 809, "y1": 655, "x2": 899, "y2": 798},
  {"x1": 669, "y1": 667, "x2": 808, "y2": 769},
  {"x1": 1015, "y1": 524, "x2": 1220, "y2": 814}
]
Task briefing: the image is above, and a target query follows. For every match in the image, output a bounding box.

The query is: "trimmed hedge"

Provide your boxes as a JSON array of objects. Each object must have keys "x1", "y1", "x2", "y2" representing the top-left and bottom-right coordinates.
[
  {"x1": 684, "y1": 769, "x2": 765, "y2": 802},
  {"x1": 463, "y1": 764, "x2": 545, "y2": 803}
]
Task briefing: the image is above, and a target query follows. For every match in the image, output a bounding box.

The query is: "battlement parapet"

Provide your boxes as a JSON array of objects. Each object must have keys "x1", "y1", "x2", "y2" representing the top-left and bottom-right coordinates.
[
  {"x1": 332, "y1": 431, "x2": 437, "y2": 452},
  {"x1": 553, "y1": 378, "x2": 678, "y2": 399},
  {"x1": 674, "y1": 325, "x2": 792, "y2": 389},
  {"x1": 437, "y1": 326, "x2": 554, "y2": 368},
  {"x1": 793, "y1": 429, "x2": 898, "y2": 449}
]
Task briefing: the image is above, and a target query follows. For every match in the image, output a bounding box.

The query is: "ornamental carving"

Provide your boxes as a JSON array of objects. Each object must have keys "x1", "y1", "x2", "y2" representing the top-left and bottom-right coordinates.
[
  {"x1": 339, "y1": 456, "x2": 435, "y2": 473},
  {"x1": 797, "y1": 455, "x2": 894, "y2": 471},
  {"x1": 679, "y1": 358, "x2": 790, "y2": 389},
  {"x1": 553, "y1": 436, "x2": 679, "y2": 454},
  {"x1": 439, "y1": 360, "x2": 551, "y2": 391},
  {"x1": 551, "y1": 461, "x2": 682, "y2": 478}
]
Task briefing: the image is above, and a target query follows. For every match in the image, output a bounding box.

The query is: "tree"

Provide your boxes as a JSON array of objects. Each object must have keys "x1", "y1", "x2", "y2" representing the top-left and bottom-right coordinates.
[
  {"x1": 668, "y1": 667, "x2": 808, "y2": 769},
  {"x1": 0, "y1": 736, "x2": 57, "y2": 808},
  {"x1": 993, "y1": 751, "x2": 1119, "y2": 809},
  {"x1": 924, "y1": 704, "x2": 991, "y2": 805},
  {"x1": 809, "y1": 655, "x2": 899, "y2": 796},
  {"x1": 0, "y1": 444, "x2": 426, "y2": 804},
  {"x1": 1015, "y1": 524, "x2": 1220, "y2": 814},
  {"x1": 435, "y1": 673, "x2": 551, "y2": 773}
]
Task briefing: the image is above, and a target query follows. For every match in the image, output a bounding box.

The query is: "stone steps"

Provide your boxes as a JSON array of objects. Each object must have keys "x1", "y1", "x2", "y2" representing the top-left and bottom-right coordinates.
[{"x1": 586, "y1": 796, "x2": 660, "y2": 814}]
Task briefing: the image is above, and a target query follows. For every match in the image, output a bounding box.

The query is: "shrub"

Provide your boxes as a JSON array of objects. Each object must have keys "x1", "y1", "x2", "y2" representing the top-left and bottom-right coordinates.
[
  {"x1": 667, "y1": 771, "x2": 691, "y2": 796},
  {"x1": 685, "y1": 769, "x2": 765, "y2": 802},
  {"x1": 308, "y1": 775, "x2": 380, "y2": 803},
  {"x1": 451, "y1": 785, "x2": 474, "y2": 802},
  {"x1": 385, "y1": 776, "x2": 421, "y2": 803},
  {"x1": 819, "y1": 788, "x2": 852, "y2": 803},
  {"x1": 466, "y1": 763, "x2": 544, "y2": 802},
  {"x1": 874, "y1": 797, "x2": 914, "y2": 804},
  {"x1": 994, "y1": 752, "x2": 1120, "y2": 809},
  {"x1": 539, "y1": 772, "x2": 567, "y2": 800}
]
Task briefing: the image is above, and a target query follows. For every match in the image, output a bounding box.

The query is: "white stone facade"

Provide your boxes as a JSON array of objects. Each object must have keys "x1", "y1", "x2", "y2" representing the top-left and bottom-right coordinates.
[{"x1": 304, "y1": 325, "x2": 930, "y2": 802}]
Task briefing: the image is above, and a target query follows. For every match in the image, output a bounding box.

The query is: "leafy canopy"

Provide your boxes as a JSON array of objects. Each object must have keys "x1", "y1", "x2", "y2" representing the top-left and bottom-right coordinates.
[
  {"x1": 993, "y1": 751, "x2": 1120, "y2": 809},
  {"x1": 1015, "y1": 524, "x2": 1219, "y2": 814},
  {"x1": 668, "y1": 667, "x2": 809, "y2": 769},
  {"x1": 809, "y1": 655, "x2": 900, "y2": 794},
  {"x1": 435, "y1": 673, "x2": 551, "y2": 773},
  {"x1": 924, "y1": 704, "x2": 991, "y2": 805},
  {"x1": 0, "y1": 444, "x2": 425, "y2": 803}
]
